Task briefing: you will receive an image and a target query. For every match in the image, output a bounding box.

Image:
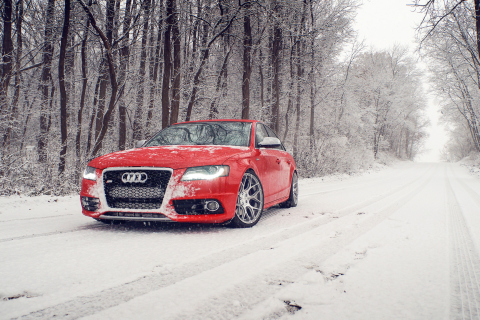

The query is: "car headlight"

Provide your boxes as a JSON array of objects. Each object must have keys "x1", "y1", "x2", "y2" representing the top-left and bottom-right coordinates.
[
  {"x1": 181, "y1": 165, "x2": 229, "y2": 181},
  {"x1": 83, "y1": 166, "x2": 97, "y2": 181}
]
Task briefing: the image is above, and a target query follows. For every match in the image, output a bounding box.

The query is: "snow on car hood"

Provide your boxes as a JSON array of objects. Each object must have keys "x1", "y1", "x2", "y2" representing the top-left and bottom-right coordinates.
[{"x1": 88, "y1": 145, "x2": 251, "y2": 170}]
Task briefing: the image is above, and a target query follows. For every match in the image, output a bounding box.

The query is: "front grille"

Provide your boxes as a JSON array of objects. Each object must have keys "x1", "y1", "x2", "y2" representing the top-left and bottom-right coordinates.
[{"x1": 103, "y1": 169, "x2": 172, "y2": 209}]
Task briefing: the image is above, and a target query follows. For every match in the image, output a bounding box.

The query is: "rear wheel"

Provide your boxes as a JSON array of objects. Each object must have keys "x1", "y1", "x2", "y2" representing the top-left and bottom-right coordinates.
[
  {"x1": 229, "y1": 171, "x2": 264, "y2": 228},
  {"x1": 279, "y1": 172, "x2": 298, "y2": 208}
]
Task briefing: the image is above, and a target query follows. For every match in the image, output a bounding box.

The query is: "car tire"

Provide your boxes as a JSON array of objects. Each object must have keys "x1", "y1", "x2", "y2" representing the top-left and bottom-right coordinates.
[
  {"x1": 279, "y1": 172, "x2": 298, "y2": 208},
  {"x1": 229, "y1": 171, "x2": 264, "y2": 228}
]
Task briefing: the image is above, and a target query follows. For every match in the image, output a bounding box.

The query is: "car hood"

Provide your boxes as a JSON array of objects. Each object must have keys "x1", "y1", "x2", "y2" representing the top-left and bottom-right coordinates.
[{"x1": 88, "y1": 145, "x2": 252, "y2": 170}]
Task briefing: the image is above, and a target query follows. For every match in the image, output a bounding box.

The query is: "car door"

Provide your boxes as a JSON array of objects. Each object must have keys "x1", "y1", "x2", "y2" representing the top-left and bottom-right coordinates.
[
  {"x1": 264, "y1": 125, "x2": 291, "y2": 199},
  {"x1": 254, "y1": 124, "x2": 275, "y2": 203},
  {"x1": 254, "y1": 123, "x2": 287, "y2": 203}
]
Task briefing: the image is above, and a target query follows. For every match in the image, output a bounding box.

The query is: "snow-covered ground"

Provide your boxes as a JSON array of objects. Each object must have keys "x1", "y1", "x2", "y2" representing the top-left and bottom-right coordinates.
[{"x1": 1, "y1": 162, "x2": 480, "y2": 320}]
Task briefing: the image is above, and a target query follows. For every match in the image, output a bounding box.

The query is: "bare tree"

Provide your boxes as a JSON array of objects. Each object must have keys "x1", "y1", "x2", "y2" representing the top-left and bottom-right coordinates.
[
  {"x1": 416, "y1": 0, "x2": 480, "y2": 155},
  {"x1": 146, "y1": 0, "x2": 163, "y2": 135},
  {"x1": 58, "y1": 0, "x2": 71, "y2": 174},
  {"x1": 37, "y1": 0, "x2": 56, "y2": 163},
  {"x1": 77, "y1": 0, "x2": 119, "y2": 157},
  {"x1": 161, "y1": 0, "x2": 174, "y2": 128},
  {"x1": 242, "y1": 2, "x2": 252, "y2": 119},
  {"x1": 118, "y1": 0, "x2": 133, "y2": 149},
  {"x1": 2, "y1": 0, "x2": 23, "y2": 147},
  {"x1": 271, "y1": 0, "x2": 282, "y2": 132},
  {"x1": 76, "y1": 5, "x2": 91, "y2": 176},
  {"x1": 0, "y1": 0, "x2": 14, "y2": 116},
  {"x1": 133, "y1": 0, "x2": 152, "y2": 140},
  {"x1": 170, "y1": 0, "x2": 181, "y2": 125},
  {"x1": 184, "y1": 2, "x2": 244, "y2": 121}
]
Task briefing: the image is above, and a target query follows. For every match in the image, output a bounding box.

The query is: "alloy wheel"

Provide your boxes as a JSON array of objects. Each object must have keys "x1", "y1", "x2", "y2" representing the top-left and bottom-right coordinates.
[{"x1": 235, "y1": 172, "x2": 264, "y2": 224}]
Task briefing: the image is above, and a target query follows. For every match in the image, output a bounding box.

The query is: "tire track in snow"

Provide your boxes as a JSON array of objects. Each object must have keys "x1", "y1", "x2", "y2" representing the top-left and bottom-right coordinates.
[
  {"x1": 13, "y1": 165, "x2": 435, "y2": 320},
  {"x1": 0, "y1": 224, "x2": 109, "y2": 243},
  {"x1": 446, "y1": 168, "x2": 480, "y2": 320},
  {"x1": 91, "y1": 163, "x2": 436, "y2": 320},
  {"x1": 0, "y1": 214, "x2": 75, "y2": 223},
  {"x1": 451, "y1": 171, "x2": 480, "y2": 210},
  {"x1": 333, "y1": 163, "x2": 435, "y2": 216},
  {"x1": 299, "y1": 164, "x2": 430, "y2": 199},
  {"x1": 182, "y1": 166, "x2": 436, "y2": 320}
]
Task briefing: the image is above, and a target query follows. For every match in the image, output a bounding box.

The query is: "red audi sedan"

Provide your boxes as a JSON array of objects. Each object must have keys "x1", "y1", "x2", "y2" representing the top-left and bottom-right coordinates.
[{"x1": 80, "y1": 119, "x2": 298, "y2": 227}]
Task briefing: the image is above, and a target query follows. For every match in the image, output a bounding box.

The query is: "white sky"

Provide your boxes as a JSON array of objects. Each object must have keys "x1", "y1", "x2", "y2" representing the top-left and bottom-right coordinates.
[{"x1": 354, "y1": 0, "x2": 449, "y2": 162}]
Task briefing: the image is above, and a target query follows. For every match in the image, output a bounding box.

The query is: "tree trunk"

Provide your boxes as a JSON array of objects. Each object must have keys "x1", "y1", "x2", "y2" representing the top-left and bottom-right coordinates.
[
  {"x1": 37, "y1": 0, "x2": 56, "y2": 163},
  {"x1": 133, "y1": 0, "x2": 152, "y2": 140},
  {"x1": 185, "y1": 5, "x2": 240, "y2": 121},
  {"x1": 93, "y1": 0, "x2": 115, "y2": 152},
  {"x1": 283, "y1": 36, "x2": 295, "y2": 142},
  {"x1": 2, "y1": 0, "x2": 22, "y2": 147},
  {"x1": 118, "y1": 0, "x2": 132, "y2": 150},
  {"x1": 146, "y1": 0, "x2": 164, "y2": 134},
  {"x1": 271, "y1": 16, "x2": 282, "y2": 132},
  {"x1": 475, "y1": 0, "x2": 480, "y2": 59},
  {"x1": 77, "y1": 0, "x2": 119, "y2": 157},
  {"x1": 95, "y1": 61, "x2": 108, "y2": 142},
  {"x1": 161, "y1": 0, "x2": 174, "y2": 128},
  {"x1": 404, "y1": 128, "x2": 410, "y2": 158},
  {"x1": 170, "y1": 0, "x2": 181, "y2": 125},
  {"x1": 65, "y1": 2, "x2": 76, "y2": 116},
  {"x1": 293, "y1": 41, "x2": 303, "y2": 159},
  {"x1": 105, "y1": 0, "x2": 115, "y2": 44},
  {"x1": 209, "y1": 49, "x2": 231, "y2": 119},
  {"x1": 309, "y1": 0, "x2": 316, "y2": 152},
  {"x1": 146, "y1": 0, "x2": 161, "y2": 135},
  {"x1": 259, "y1": 48, "x2": 264, "y2": 116},
  {"x1": 241, "y1": 4, "x2": 252, "y2": 119},
  {"x1": 0, "y1": 0, "x2": 14, "y2": 116},
  {"x1": 58, "y1": 0, "x2": 71, "y2": 175},
  {"x1": 76, "y1": 11, "x2": 90, "y2": 177},
  {"x1": 86, "y1": 76, "x2": 100, "y2": 154}
]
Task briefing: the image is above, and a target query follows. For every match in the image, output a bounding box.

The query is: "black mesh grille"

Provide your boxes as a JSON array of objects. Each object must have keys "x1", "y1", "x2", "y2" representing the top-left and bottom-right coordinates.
[{"x1": 103, "y1": 169, "x2": 172, "y2": 209}]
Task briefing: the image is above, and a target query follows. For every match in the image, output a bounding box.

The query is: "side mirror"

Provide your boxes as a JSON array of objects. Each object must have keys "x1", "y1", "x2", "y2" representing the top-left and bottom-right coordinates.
[
  {"x1": 258, "y1": 137, "x2": 281, "y2": 148},
  {"x1": 135, "y1": 140, "x2": 146, "y2": 148}
]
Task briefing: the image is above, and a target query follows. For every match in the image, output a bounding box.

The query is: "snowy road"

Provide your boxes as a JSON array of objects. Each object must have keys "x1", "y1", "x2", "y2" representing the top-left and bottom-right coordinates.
[{"x1": 1, "y1": 162, "x2": 480, "y2": 320}]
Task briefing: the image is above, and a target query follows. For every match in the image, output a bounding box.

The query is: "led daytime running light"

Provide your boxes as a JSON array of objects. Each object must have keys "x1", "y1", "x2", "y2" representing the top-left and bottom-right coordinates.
[{"x1": 181, "y1": 166, "x2": 229, "y2": 181}]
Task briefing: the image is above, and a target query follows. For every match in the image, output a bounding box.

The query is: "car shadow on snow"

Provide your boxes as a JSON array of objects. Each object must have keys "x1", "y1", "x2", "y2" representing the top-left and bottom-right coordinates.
[
  {"x1": 92, "y1": 220, "x2": 228, "y2": 234},
  {"x1": 88, "y1": 206, "x2": 285, "y2": 234}
]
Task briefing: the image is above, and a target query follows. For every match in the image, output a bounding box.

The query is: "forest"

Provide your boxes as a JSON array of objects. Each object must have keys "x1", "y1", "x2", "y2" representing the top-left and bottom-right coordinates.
[
  {"x1": 414, "y1": 0, "x2": 480, "y2": 162},
  {"x1": 0, "y1": 0, "x2": 430, "y2": 195}
]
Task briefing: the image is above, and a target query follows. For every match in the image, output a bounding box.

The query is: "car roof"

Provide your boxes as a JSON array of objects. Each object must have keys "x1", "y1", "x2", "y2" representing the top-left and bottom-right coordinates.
[{"x1": 173, "y1": 119, "x2": 262, "y2": 125}]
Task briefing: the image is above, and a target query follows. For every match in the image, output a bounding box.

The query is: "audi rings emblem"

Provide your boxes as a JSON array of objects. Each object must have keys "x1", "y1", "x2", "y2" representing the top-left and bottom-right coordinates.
[{"x1": 122, "y1": 172, "x2": 148, "y2": 183}]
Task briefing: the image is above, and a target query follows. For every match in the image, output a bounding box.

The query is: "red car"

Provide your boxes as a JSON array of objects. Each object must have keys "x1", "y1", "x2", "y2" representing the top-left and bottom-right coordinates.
[{"x1": 80, "y1": 119, "x2": 298, "y2": 227}]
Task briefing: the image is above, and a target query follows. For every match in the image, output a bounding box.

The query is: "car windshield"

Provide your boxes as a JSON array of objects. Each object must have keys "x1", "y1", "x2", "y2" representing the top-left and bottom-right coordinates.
[{"x1": 144, "y1": 122, "x2": 252, "y2": 147}]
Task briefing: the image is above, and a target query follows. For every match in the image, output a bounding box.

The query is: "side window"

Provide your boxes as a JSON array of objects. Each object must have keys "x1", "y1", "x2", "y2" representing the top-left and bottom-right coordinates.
[
  {"x1": 264, "y1": 126, "x2": 286, "y2": 151},
  {"x1": 255, "y1": 124, "x2": 269, "y2": 148}
]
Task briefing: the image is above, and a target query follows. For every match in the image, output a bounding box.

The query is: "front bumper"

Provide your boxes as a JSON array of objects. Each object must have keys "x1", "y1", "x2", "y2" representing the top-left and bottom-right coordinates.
[{"x1": 80, "y1": 167, "x2": 237, "y2": 223}]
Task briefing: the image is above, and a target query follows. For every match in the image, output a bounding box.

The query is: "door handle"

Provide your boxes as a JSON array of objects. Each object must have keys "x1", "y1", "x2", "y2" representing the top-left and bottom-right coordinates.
[{"x1": 276, "y1": 159, "x2": 281, "y2": 164}]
